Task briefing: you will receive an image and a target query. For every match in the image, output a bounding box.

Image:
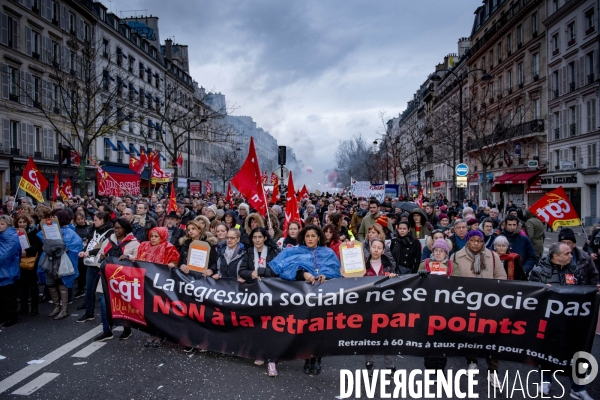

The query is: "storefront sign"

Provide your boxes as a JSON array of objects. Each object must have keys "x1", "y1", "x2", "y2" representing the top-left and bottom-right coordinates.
[{"x1": 541, "y1": 175, "x2": 578, "y2": 185}]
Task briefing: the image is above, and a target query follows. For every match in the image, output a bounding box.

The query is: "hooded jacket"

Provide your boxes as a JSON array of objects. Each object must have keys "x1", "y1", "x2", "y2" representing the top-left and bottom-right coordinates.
[
  {"x1": 136, "y1": 227, "x2": 180, "y2": 265},
  {"x1": 500, "y1": 228, "x2": 538, "y2": 273},
  {"x1": 0, "y1": 227, "x2": 21, "y2": 286},
  {"x1": 241, "y1": 213, "x2": 265, "y2": 247},
  {"x1": 408, "y1": 208, "x2": 433, "y2": 239}
]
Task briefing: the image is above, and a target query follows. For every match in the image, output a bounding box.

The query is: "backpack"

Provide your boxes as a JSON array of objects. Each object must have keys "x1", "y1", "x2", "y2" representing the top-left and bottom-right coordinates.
[{"x1": 39, "y1": 239, "x2": 72, "y2": 278}]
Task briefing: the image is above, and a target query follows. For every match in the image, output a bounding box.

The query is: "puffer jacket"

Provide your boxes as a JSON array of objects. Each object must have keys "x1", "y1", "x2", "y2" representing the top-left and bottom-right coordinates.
[
  {"x1": 0, "y1": 227, "x2": 21, "y2": 286},
  {"x1": 216, "y1": 245, "x2": 245, "y2": 279},
  {"x1": 529, "y1": 256, "x2": 583, "y2": 286},
  {"x1": 238, "y1": 243, "x2": 280, "y2": 281}
]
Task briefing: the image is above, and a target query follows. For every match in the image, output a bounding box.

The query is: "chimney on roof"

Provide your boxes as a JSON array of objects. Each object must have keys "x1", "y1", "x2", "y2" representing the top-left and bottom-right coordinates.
[{"x1": 165, "y1": 38, "x2": 172, "y2": 61}]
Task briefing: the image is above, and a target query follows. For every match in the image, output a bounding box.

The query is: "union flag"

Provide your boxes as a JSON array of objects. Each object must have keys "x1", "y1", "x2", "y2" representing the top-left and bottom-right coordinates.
[{"x1": 18, "y1": 157, "x2": 48, "y2": 202}]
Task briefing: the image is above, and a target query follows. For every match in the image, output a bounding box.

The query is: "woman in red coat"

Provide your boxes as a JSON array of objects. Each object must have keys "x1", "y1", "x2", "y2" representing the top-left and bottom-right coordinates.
[{"x1": 134, "y1": 227, "x2": 180, "y2": 347}]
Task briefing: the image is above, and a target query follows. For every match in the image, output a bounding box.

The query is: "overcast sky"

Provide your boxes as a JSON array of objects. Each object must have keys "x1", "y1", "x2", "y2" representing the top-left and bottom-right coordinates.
[{"x1": 109, "y1": 0, "x2": 480, "y2": 177}]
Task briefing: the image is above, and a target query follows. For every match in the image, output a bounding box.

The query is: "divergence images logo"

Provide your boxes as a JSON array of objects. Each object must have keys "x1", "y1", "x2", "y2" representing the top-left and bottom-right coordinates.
[
  {"x1": 106, "y1": 263, "x2": 147, "y2": 326},
  {"x1": 572, "y1": 351, "x2": 598, "y2": 386}
]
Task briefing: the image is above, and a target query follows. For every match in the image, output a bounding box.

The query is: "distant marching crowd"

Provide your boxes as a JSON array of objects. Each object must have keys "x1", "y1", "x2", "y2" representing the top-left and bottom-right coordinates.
[{"x1": 0, "y1": 191, "x2": 599, "y2": 398}]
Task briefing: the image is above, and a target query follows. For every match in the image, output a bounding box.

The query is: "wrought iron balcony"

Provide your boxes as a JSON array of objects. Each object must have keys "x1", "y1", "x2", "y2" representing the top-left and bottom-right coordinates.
[{"x1": 466, "y1": 119, "x2": 545, "y2": 151}]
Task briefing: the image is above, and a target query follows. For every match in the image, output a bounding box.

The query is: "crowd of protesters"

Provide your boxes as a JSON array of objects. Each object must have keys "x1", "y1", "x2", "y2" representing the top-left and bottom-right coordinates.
[{"x1": 0, "y1": 190, "x2": 599, "y2": 398}]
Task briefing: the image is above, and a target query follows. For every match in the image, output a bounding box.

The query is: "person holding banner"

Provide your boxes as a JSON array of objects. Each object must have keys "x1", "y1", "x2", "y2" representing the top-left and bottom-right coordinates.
[
  {"x1": 134, "y1": 227, "x2": 180, "y2": 348},
  {"x1": 177, "y1": 221, "x2": 217, "y2": 278},
  {"x1": 269, "y1": 225, "x2": 342, "y2": 376},
  {"x1": 238, "y1": 227, "x2": 281, "y2": 282},
  {"x1": 213, "y1": 228, "x2": 245, "y2": 281},
  {"x1": 493, "y1": 236, "x2": 527, "y2": 281},
  {"x1": 14, "y1": 213, "x2": 43, "y2": 317},
  {"x1": 0, "y1": 215, "x2": 21, "y2": 328},
  {"x1": 282, "y1": 221, "x2": 301, "y2": 247}
]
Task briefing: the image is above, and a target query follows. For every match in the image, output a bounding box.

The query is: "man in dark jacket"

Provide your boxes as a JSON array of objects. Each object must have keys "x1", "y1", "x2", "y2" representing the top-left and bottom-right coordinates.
[
  {"x1": 132, "y1": 203, "x2": 157, "y2": 242},
  {"x1": 448, "y1": 220, "x2": 469, "y2": 252},
  {"x1": 529, "y1": 242, "x2": 595, "y2": 399},
  {"x1": 165, "y1": 211, "x2": 186, "y2": 251},
  {"x1": 559, "y1": 228, "x2": 599, "y2": 285},
  {"x1": 502, "y1": 215, "x2": 537, "y2": 273}
]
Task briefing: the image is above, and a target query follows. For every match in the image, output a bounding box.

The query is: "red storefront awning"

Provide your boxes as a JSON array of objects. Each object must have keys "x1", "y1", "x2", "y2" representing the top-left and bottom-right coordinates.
[{"x1": 491, "y1": 170, "x2": 542, "y2": 192}]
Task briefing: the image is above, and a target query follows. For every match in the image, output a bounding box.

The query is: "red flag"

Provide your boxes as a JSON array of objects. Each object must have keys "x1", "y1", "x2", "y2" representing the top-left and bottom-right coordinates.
[
  {"x1": 270, "y1": 176, "x2": 279, "y2": 204},
  {"x1": 70, "y1": 150, "x2": 81, "y2": 167},
  {"x1": 231, "y1": 137, "x2": 267, "y2": 216},
  {"x1": 176, "y1": 153, "x2": 183, "y2": 169},
  {"x1": 166, "y1": 182, "x2": 178, "y2": 214},
  {"x1": 60, "y1": 178, "x2": 73, "y2": 200},
  {"x1": 52, "y1": 173, "x2": 61, "y2": 201},
  {"x1": 262, "y1": 171, "x2": 268, "y2": 184},
  {"x1": 140, "y1": 148, "x2": 147, "y2": 166},
  {"x1": 129, "y1": 156, "x2": 144, "y2": 174},
  {"x1": 226, "y1": 182, "x2": 233, "y2": 203},
  {"x1": 151, "y1": 162, "x2": 169, "y2": 184},
  {"x1": 269, "y1": 172, "x2": 277, "y2": 185},
  {"x1": 147, "y1": 150, "x2": 157, "y2": 166},
  {"x1": 18, "y1": 157, "x2": 49, "y2": 202},
  {"x1": 283, "y1": 171, "x2": 301, "y2": 235},
  {"x1": 298, "y1": 184, "x2": 309, "y2": 201},
  {"x1": 529, "y1": 186, "x2": 581, "y2": 231},
  {"x1": 415, "y1": 188, "x2": 424, "y2": 207},
  {"x1": 206, "y1": 181, "x2": 212, "y2": 195}
]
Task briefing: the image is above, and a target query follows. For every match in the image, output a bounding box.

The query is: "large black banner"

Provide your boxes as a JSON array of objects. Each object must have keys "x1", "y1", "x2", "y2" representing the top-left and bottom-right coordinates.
[{"x1": 101, "y1": 258, "x2": 599, "y2": 369}]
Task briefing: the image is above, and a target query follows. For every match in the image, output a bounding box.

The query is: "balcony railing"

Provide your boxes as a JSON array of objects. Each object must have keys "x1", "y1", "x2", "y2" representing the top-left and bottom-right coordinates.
[{"x1": 466, "y1": 119, "x2": 545, "y2": 151}]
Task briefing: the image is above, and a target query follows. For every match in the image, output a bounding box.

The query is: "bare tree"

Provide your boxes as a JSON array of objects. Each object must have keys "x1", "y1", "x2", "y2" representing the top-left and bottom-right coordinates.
[
  {"x1": 334, "y1": 134, "x2": 374, "y2": 183},
  {"x1": 204, "y1": 146, "x2": 243, "y2": 192},
  {"x1": 1, "y1": 37, "x2": 131, "y2": 193}
]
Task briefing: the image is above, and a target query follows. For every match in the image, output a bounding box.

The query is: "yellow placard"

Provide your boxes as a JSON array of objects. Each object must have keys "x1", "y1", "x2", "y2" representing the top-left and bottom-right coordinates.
[{"x1": 340, "y1": 241, "x2": 366, "y2": 278}]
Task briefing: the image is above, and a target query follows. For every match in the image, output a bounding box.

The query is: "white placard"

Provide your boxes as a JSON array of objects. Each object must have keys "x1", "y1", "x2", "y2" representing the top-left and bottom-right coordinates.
[
  {"x1": 18, "y1": 230, "x2": 30, "y2": 250},
  {"x1": 340, "y1": 246, "x2": 364, "y2": 273},
  {"x1": 188, "y1": 248, "x2": 207, "y2": 268},
  {"x1": 43, "y1": 224, "x2": 62, "y2": 240}
]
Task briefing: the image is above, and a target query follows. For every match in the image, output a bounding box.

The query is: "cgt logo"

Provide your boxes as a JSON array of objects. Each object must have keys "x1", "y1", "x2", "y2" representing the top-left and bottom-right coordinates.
[
  {"x1": 572, "y1": 351, "x2": 598, "y2": 386},
  {"x1": 105, "y1": 263, "x2": 147, "y2": 326}
]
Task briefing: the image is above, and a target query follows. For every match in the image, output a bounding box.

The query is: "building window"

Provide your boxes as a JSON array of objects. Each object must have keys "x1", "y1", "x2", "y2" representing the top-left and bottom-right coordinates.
[
  {"x1": 128, "y1": 57, "x2": 134, "y2": 73},
  {"x1": 4, "y1": 15, "x2": 19, "y2": 50},
  {"x1": 52, "y1": 1, "x2": 59, "y2": 22},
  {"x1": 129, "y1": 116, "x2": 134, "y2": 133},
  {"x1": 497, "y1": 42, "x2": 502, "y2": 62},
  {"x1": 532, "y1": 53, "x2": 539, "y2": 76},
  {"x1": 69, "y1": 12, "x2": 75, "y2": 33},
  {"x1": 84, "y1": 23, "x2": 90, "y2": 41},
  {"x1": 32, "y1": 30, "x2": 40, "y2": 56},
  {"x1": 589, "y1": 143, "x2": 598, "y2": 167},
  {"x1": 507, "y1": 33, "x2": 512, "y2": 54},
  {"x1": 53, "y1": 84, "x2": 60, "y2": 110},
  {"x1": 531, "y1": 13, "x2": 538, "y2": 36},
  {"x1": 570, "y1": 106, "x2": 576, "y2": 135},
  {"x1": 52, "y1": 41, "x2": 60, "y2": 63},
  {"x1": 498, "y1": 75, "x2": 503, "y2": 94},
  {"x1": 33, "y1": 76, "x2": 41, "y2": 104},
  {"x1": 117, "y1": 140, "x2": 124, "y2": 163},
  {"x1": 116, "y1": 47, "x2": 123, "y2": 67},
  {"x1": 552, "y1": 0, "x2": 559, "y2": 12},
  {"x1": 587, "y1": 99, "x2": 597, "y2": 132},
  {"x1": 508, "y1": 70, "x2": 513, "y2": 90},
  {"x1": 35, "y1": 126, "x2": 41, "y2": 152},
  {"x1": 519, "y1": 106, "x2": 525, "y2": 123},
  {"x1": 554, "y1": 112, "x2": 560, "y2": 139},
  {"x1": 517, "y1": 24, "x2": 523, "y2": 46},
  {"x1": 553, "y1": 70, "x2": 559, "y2": 98},
  {"x1": 10, "y1": 120, "x2": 19, "y2": 149},
  {"x1": 518, "y1": 63, "x2": 524, "y2": 86},
  {"x1": 139, "y1": 62, "x2": 144, "y2": 79},
  {"x1": 586, "y1": 9, "x2": 595, "y2": 32},
  {"x1": 104, "y1": 140, "x2": 111, "y2": 161},
  {"x1": 533, "y1": 98, "x2": 540, "y2": 119},
  {"x1": 8, "y1": 66, "x2": 18, "y2": 98},
  {"x1": 102, "y1": 39, "x2": 109, "y2": 58},
  {"x1": 568, "y1": 62, "x2": 575, "y2": 91},
  {"x1": 586, "y1": 52, "x2": 594, "y2": 83},
  {"x1": 552, "y1": 33, "x2": 559, "y2": 52},
  {"x1": 568, "y1": 22, "x2": 576, "y2": 44},
  {"x1": 147, "y1": 68, "x2": 152, "y2": 84}
]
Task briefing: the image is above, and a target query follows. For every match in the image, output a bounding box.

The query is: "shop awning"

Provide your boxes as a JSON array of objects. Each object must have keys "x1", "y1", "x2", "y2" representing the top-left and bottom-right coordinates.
[
  {"x1": 117, "y1": 141, "x2": 130, "y2": 154},
  {"x1": 104, "y1": 138, "x2": 118, "y2": 151},
  {"x1": 129, "y1": 144, "x2": 140, "y2": 156},
  {"x1": 526, "y1": 176, "x2": 545, "y2": 194},
  {"x1": 491, "y1": 170, "x2": 542, "y2": 192}
]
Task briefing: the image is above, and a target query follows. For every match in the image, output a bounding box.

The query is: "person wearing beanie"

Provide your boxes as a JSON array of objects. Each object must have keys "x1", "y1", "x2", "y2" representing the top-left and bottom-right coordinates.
[
  {"x1": 436, "y1": 213, "x2": 451, "y2": 231},
  {"x1": 466, "y1": 218, "x2": 480, "y2": 231},
  {"x1": 450, "y1": 225, "x2": 505, "y2": 386},
  {"x1": 237, "y1": 203, "x2": 250, "y2": 227},
  {"x1": 206, "y1": 204, "x2": 218, "y2": 222},
  {"x1": 421, "y1": 229, "x2": 453, "y2": 261},
  {"x1": 558, "y1": 228, "x2": 598, "y2": 285}
]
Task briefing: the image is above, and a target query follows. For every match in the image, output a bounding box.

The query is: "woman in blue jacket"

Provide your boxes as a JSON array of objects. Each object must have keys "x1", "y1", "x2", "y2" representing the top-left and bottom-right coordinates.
[
  {"x1": 37, "y1": 210, "x2": 82, "y2": 320},
  {"x1": 0, "y1": 214, "x2": 21, "y2": 327}
]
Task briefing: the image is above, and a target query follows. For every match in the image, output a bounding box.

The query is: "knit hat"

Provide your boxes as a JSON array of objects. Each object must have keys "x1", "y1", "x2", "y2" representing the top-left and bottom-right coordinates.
[
  {"x1": 558, "y1": 228, "x2": 576, "y2": 243},
  {"x1": 376, "y1": 215, "x2": 388, "y2": 229},
  {"x1": 207, "y1": 204, "x2": 218, "y2": 215},
  {"x1": 216, "y1": 209, "x2": 225, "y2": 219},
  {"x1": 467, "y1": 218, "x2": 480, "y2": 226},
  {"x1": 438, "y1": 213, "x2": 449, "y2": 221},
  {"x1": 432, "y1": 238, "x2": 450, "y2": 254},
  {"x1": 440, "y1": 205, "x2": 447, "y2": 212},
  {"x1": 465, "y1": 230, "x2": 484, "y2": 241}
]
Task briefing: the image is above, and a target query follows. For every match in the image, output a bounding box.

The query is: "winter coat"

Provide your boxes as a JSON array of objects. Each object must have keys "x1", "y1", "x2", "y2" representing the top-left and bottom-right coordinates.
[
  {"x1": 23, "y1": 224, "x2": 43, "y2": 261},
  {"x1": 350, "y1": 210, "x2": 366, "y2": 237},
  {"x1": 524, "y1": 211, "x2": 545, "y2": 258},
  {"x1": 421, "y1": 237, "x2": 453, "y2": 261},
  {"x1": 357, "y1": 212, "x2": 393, "y2": 242},
  {"x1": 215, "y1": 240, "x2": 227, "y2": 258},
  {"x1": 241, "y1": 213, "x2": 265, "y2": 247},
  {"x1": 389, "y1": 234, "x2": 422, "y2": 274},
  {"x1": 37, "y1": 227, "x2": 82, "y2": 288},
  {"x1": 499, "y1": 253, "x2": 528, "y2": 281},
  {"x1": 178, "y1": 208, "x2": 196, "y2": 226},
  {"x1": 0, "y1": 227, "x2": 21, "y2": 286},
  {"x1": 362, "y1": 239, "x2": 397, "y2": 270},
  {"x1": 216, "y1": 245, "x2": 245, "y2": 279},
  {"x1": 500, "y1": 229, "x2": 538, "y2": 273},
  {"x1": 132, "y1": 215, "x2": 157, "y2": 243},
  {"x1": 167, "y1": 226, "x2": 186, "y2": 251},
  {"x1": 449, "y1": 234, "x2": 468, "y2": 253},
  {"x1": 238, "y1": 243, "x2": 281, "y2": 280},
  {"x1": 282, "y1": 235, "x2": 298, "y2": 247},
  {"x1": 364, "y1": 254, "x2": 397, "y2": 276},
  {"x1": 529, "y1": 256, "x2": 583, "y2": 286},
  {"x1": 74, "y1": 223, "x2": 92, "y2": 241},
  {"x1": 327, "y1": 239, "x2": 341, "y2": 259},
  {"x1": 178, "y1": 237, "x2": 218, "y2": 275},
  {"x1": 450, "y1": 247, "x2": 506, "y2": 280},
  {"x1": 99, "y1": 233, "x2": 140, "y2": 261},
  {"x1": 572, "y1": 246, "x2": 599, "y2": 285}
]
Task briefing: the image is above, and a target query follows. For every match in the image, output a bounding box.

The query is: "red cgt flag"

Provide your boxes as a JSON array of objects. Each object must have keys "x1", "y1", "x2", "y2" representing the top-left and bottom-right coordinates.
[
  {"x1": 129, "y1": 156, "x2": 145, "y2": 174},
  {"x1": 529, "y1": 186, "x2": 581, "y2": 231},
  {"x1": 270, "y1": 176, "x2": 279, "y2": 204},
  {"x1": 298, "y1": 184, "x2": 309, "y2": 201},
  {"x1": 19, "y1": 157, "x2": 48, "y2": 203},
  {"x1": 166, "y1": 182, "x2": 178, "y2": 214},
  {"x1": 283, "y1": 171, "x2": 301, "y2": 236},
  {"x1": 140, "y1": 148, "x2": 147, "y2": 167},
  {"x1": 60, "y1": 178, "x2": 73, "y2": 200},
  {"x1": 231, "y1": 137, "x2": 267, "y2": 217},
  {"x1": 226, "y1": 182, "x2": 234, "y2": 205},
  {"x1": 52, "y1": 173, "x2": 61, "y2": 202},
  {"x1": 415, "y1": 188, "x2": 425, "y2": 207}
]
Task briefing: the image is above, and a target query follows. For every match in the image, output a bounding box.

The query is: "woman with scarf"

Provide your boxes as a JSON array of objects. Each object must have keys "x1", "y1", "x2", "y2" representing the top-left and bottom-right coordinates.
[
  {"x1": 269, "y1": 225, "x2": 342, "y2": 376},
  {"x1": 14, "y1": 213, "x2": 43, "y2": 317},
  {"x1": 450, "y1": 229, "x2": 506, "y2": 387},
  {"x1": 95, "y1": 218, "x2": 139, "y2": 342},
  {"x1": 134, "y1": 227, "x2": 180, "y2": 348},
  {"x1": 362, "y1": 238, "x2": 399, "y2": 376},
  {"x1": 390, "y1": 221, "x2": 422, "y2": 274},
  {"x1": 362, "y1": 224, "x2": 395, "y2": 266},
  {"x1": 421, "y1": 230, "x2": 453, "y2": 261},
  {"x1": 214, "y1": 222, "x2": 229, "y2": 258},
  {"x1": 493, "y1": 235, "x2": 527, "y2": 280}
]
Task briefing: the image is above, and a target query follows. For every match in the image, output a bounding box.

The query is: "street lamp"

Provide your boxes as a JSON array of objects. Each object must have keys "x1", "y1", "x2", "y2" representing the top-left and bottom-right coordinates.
[{"x1": 430, "y1": 68, "x2": 492, "y2": 200}]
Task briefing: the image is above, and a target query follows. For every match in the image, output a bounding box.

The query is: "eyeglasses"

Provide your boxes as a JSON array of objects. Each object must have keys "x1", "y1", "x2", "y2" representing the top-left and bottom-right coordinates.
[
  {"x1": 433, "y1": 249, "x2": 446, "y2": 253},
  {"x1": 226, "y1": 236, "x2": 238, "y2": 240}
]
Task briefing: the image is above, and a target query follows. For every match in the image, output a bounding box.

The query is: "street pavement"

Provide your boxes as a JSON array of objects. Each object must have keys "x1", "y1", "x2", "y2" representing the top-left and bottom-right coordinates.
[{"x1": 0, "y1": 227, "x2": 598, "y2": 399}]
